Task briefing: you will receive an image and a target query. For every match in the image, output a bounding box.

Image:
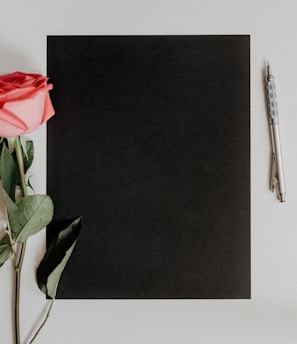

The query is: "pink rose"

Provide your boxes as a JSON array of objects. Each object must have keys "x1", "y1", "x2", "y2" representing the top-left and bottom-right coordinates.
[{"x1": 0, "y1": 71, "x2": 55, "y2": 137}]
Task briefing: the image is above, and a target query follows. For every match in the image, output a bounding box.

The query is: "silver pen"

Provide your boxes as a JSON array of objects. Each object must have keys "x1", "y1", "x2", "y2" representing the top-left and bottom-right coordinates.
[{"x1": 265, "y1": 62, "x2": 286, "y2": 202}]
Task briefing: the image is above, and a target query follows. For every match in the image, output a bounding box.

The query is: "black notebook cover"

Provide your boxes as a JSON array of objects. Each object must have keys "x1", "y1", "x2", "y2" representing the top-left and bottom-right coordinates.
[{"x1": 47, "y1": 35, "x2": 250, "y2": 299}]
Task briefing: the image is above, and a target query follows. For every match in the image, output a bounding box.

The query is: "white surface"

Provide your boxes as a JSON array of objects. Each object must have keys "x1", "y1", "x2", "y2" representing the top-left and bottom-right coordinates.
[{"x1": 1, "y1": 0, "x2": 297, "y2": 343}]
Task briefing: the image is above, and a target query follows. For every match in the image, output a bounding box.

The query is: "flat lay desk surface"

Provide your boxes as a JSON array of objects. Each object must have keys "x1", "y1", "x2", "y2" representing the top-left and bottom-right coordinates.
[{"x1": 1, "y1": 1, "x2": 297, "y2": 343}]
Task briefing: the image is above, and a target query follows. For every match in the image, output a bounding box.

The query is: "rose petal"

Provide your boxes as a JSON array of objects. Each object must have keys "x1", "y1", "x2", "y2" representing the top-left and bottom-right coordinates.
[
  {"x1": 0, "y1": 120, "x2": 27, "y2": 137},
  {"x1": 2, "y1": 90, "x2": 49, "y2": 137},
  {"x1": 42, "y1": 90, "x2": 55, "y2": 122},
  {"x1": 0, "y1": 108, "x2": 28, "y2": 137},
  {"x1": 0, "y1": 72, "x2": 55, "y2": 137},
  {"x1": 0, "y1": 86, "x2": 37, "y2": 103}
]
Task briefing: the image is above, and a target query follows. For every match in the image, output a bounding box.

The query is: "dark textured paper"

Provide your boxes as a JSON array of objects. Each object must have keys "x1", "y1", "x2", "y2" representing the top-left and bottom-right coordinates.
[{"x1": 47, "y1": 35, "x2": 250, "y2": 299}]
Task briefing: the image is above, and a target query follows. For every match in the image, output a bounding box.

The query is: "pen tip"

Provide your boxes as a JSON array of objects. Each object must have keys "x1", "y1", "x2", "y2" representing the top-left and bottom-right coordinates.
[{"x1": 266, "y1": 61, "x2": 272, "y2": 79}]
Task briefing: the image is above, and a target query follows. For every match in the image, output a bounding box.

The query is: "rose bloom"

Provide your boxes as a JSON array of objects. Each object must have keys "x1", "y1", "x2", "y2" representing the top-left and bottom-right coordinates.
[{"x1": 0, "y1": 71, "x2": 55, "y2": 137}]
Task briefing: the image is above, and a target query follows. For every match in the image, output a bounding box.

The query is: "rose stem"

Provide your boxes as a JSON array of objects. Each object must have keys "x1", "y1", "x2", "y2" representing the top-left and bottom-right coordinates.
[
  {"x1": 29, "y1": 299, "x2": 54, "y2": 344},
  {"x1": 14, "y1": 137, "x2": 27, "y2": 344}
]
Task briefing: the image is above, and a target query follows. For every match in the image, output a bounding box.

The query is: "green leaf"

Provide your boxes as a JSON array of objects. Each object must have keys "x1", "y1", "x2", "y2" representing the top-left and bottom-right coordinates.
[
  {"x1": 37, "y1": 217, "x2": 81, "y2": 299},
  {"x1": 0, "y1": 234, "x2": 13, "y2": 267},
  {"x1": 3, "y1": 191, "x2": 21, "y2": 234},
  {"x1": 0, "y1": 144, "x2": 17, "y2": 201},
  {"x1": 14, "y1": 195, "x2": 54, "y2": 243},
  {"x1": 23, "y1": 139, "x2": 34, "y2": 173}
]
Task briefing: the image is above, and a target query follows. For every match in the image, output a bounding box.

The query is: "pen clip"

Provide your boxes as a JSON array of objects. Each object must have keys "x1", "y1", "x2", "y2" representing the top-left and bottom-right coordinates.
[{"x1": 270, "y1": 152, "x2": 278, "y2": 192}]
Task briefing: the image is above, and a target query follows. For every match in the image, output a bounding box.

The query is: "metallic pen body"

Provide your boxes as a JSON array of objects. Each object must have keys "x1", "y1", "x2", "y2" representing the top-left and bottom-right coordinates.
[{"x1": 266, "y1": 63, "x2": 286, "y2": 202}]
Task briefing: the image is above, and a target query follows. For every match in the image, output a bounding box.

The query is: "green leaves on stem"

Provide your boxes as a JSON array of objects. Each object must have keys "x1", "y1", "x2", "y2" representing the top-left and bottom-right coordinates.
[
  {"x1": 0, "y1": 136, "x2": 81, "y2": 284},
  {"x1": 0, "y1": 138, "x2": 34, "y2": 197},
  {"x1": 37, "y1": 217, "x2": 82, "y2": 299},
  {"x1": 1, "y1": 143, "x2": 17, "y2": 201},
  {"x1": 0, "y1": 136, "x2": 81, "y2": 343},
  {"x1": 28, "y1": 217, "x2": 81, "y2": 344},
  {"x1": 0, "y1": 139, "x2": 54, "y2": 267},
  {"x1": 5, "y1": 192, "x2": 54, "y2": 243}
]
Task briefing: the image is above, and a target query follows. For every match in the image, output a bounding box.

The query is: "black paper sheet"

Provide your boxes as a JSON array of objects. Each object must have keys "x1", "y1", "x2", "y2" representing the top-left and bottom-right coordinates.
[{"x1": 47, "y1": 35, "x2": 250, "y2": 299}]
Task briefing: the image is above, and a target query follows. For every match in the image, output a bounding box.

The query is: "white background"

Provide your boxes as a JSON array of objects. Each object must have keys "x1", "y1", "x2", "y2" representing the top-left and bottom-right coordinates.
[{"x1": 1, "y1": 0, "x2": 297, "y2": 343}]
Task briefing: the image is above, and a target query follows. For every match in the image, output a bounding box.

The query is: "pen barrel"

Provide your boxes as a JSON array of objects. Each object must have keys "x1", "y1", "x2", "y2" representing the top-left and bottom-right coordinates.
[
  {"x1": 271, "y1": 121, "x2": 286, "y2": 201},
  {"x1": 266, "y1": 74, "x2": 286, "y2": 201}
]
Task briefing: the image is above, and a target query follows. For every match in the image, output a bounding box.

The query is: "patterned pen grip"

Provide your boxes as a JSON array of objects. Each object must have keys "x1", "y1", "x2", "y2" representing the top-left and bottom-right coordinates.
[{"x1": 266, "y1": 80, "x2": 279, "y2": 120}]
